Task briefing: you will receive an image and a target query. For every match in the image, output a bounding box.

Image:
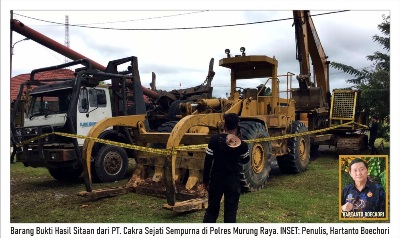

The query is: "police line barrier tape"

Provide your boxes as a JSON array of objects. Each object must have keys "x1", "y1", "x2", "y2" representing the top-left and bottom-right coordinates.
[
  {"x1": 16, "y1": 132, "x2": 168, "y2": 156},
  {"x1": 15, "y1": 121, "x2": 364, "y2": 156}
]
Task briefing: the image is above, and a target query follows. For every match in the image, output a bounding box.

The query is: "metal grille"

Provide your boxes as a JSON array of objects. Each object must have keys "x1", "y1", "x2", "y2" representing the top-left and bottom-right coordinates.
[{"x1": 331, "y1": 91, "x2": 355, "y2": 119}]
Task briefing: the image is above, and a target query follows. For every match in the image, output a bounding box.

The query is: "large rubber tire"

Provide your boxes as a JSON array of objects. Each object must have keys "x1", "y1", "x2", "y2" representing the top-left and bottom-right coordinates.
[
  {"x1": 239, "y1": 121, "x2": 272, "y2": 192},
  {"x1": 92, "y1": 145, "x2": 129, "y2": 182},
  {"x1": 48, "y1": 167, "x2": 82, "y2": 182},
  {"x1": 277, "y1": 121, "x2": 310, "y2": 174}
]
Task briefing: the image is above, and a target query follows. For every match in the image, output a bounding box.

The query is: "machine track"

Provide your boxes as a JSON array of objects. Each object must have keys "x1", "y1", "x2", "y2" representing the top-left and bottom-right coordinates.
[{"x1": 336, "y1": 134, "x2": 368, "y2": 154}]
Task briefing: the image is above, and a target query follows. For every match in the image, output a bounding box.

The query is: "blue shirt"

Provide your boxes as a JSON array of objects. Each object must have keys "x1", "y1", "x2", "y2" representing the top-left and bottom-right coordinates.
[{"x1": 341, "y1": 179, "x2": 386, "y2": 216}]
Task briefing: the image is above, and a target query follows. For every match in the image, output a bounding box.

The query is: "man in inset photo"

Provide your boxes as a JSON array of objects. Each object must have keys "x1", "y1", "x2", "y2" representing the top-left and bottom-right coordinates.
[{"x1": 340, "y1": 157, "x2": 387, "y2": 220}]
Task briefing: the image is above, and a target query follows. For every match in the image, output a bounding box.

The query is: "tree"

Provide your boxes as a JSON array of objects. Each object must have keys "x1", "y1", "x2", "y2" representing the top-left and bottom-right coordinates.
[{"x1": 331, "y1": 15, "x2": 390, "y2": 140}]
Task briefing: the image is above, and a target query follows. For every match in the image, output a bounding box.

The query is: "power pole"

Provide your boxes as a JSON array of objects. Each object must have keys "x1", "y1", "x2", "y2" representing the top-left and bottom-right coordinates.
[
  {"x1": 64, "y1": 15, "x2": 70, "y2": 63},
  {"x1": 10, "y1": 10, "x2": 13, "y2": 79}
]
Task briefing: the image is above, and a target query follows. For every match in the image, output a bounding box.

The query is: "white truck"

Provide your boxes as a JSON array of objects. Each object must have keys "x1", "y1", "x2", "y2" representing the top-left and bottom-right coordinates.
[{"x1": 11, "y1": 57, "x2": 147, "y2": 182}]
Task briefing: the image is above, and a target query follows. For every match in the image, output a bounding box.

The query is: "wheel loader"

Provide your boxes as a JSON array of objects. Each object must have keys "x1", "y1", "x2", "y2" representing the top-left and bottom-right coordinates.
[{"x1": 79, "y1": 47, "x2": 311, "y2": 212}]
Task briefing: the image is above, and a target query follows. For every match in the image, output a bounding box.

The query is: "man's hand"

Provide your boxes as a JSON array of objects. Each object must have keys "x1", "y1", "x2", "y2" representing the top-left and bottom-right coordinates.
[{"x1": 341, "y1": 202, "x2": 354, "y2": 212}]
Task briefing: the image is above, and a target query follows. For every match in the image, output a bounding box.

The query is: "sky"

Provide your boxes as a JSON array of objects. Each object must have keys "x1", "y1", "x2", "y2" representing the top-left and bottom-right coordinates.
[
  {"x1": 1, "y1": 0, "x2": 400, "y2": 237},
  {"x1": 7, "y1": 9, "x2": 390, "y2": 98}
]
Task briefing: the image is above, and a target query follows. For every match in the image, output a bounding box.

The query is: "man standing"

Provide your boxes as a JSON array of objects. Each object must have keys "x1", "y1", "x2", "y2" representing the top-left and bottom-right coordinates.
[
  {"x1": 202, "y1": 113, "x2": 250, "y2": 223},
  {"x1": 368, "y1": 116, "x2": 379, "y2": 155}
]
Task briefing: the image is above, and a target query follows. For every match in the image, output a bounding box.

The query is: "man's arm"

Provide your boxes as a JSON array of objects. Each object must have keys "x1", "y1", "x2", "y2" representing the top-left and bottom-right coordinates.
[
  {"x1": 203, "y1": 137, "x2": 215, "y2": 189},
  {"x1": 341, "y1": 186, "x2": 354, "y2": 212},
  {"x1": 239, "y1": 141, "x2": 250, "y2": 164}
]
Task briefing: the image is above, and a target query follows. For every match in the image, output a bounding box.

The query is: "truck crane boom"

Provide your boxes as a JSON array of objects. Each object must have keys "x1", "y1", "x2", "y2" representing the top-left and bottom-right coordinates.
[
  {"x1": 10, "y1": 19, "x2": 160, "y2": 100},
  {"x1": 292, "y1": 10, "x2": 368, "y2": 154},
  {"x1": 292, "y1": 10, "x2": 330, "y2": 112}
]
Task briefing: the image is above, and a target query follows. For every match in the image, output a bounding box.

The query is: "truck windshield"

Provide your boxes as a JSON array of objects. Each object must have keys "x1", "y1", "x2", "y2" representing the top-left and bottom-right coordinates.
[{"x1": 29, "y1": 90, "x2": 72, "y2": 118}]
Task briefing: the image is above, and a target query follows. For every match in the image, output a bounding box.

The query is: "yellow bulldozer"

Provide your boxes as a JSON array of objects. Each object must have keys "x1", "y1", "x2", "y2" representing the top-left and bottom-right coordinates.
[{"x1": 79, "y1": 47, "x2": 311, "y2": 212}]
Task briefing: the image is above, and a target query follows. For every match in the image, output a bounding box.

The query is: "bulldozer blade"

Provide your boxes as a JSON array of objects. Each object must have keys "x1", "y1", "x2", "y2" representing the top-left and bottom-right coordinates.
[
  {"x1": 77, "y1": 186, "x2": 134, "y2": 200},
  {"x1": 134, "y1": 178, "x2": 207, "y2": 203},
  {"x1": 162, "y1": 197, "x2": 208, "y2": 213},
  {"x1": 135, "y1": 181, "x2": 167, "y2": 198}
]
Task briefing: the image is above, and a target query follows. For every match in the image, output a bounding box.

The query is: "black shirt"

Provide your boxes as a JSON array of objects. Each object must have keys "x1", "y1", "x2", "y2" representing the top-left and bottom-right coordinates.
[
  {"x1": 203, "y1": 134, "x2": 250, "y2": 184},
  {"x1": 341, "y1": 179, "x2": 386, "y2": 216}
]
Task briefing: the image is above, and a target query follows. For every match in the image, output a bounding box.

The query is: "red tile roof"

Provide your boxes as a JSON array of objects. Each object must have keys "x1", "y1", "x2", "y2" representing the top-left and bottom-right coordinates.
[
  {"x1": 10, "y1": 69, "x2": 152, "y2": 104},
  {"x1": 10, "y1": 69, "x2": 75, "y2": 100}
]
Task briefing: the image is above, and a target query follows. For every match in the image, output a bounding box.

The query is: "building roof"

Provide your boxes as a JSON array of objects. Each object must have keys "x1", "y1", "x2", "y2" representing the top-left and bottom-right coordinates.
[
  {"x1": 10, "y1": 68, "x2": 153, "y2": 104},
  {"x1": 10, "y1": 69, "x2": 75, "y2": 101}
]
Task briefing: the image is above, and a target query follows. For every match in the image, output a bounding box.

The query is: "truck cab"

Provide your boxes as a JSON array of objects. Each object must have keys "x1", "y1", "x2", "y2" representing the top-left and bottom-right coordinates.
[
  {"x1": 11, "y1": 57, "x2": 145, "y2": 182},
  {"x1": 24, "y1": 81, "x2": 112, "y2": 145}
]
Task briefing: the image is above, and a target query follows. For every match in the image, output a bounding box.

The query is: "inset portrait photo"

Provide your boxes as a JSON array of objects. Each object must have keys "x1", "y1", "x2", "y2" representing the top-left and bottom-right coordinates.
[{"x1": 339, "y1": 155, "x2": 389, "y2": 221}]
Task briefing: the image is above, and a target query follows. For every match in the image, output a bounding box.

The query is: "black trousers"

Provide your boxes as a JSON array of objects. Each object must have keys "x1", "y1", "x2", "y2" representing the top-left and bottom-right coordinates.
[
  {"x1": 203, "y1": 175, "x2": 241, "y2": 223},
  {"x1": 369, "y1": 136, "x2": 377, "y2": 154}
]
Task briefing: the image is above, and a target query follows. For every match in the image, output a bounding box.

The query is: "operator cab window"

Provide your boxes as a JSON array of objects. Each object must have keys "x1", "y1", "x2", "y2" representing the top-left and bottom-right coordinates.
[
  {"x1": 78, "y1": 88, "x2": 89, "y2": 113},
  {"x1": 88, "y1": 89, "x2": 107, "y2": 108}
]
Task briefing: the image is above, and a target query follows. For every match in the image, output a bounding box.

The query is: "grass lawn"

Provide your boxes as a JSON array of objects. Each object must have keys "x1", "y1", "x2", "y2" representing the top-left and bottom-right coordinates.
[{"x1": 9, "y1": 147, "x2": 389, "y2": 223}]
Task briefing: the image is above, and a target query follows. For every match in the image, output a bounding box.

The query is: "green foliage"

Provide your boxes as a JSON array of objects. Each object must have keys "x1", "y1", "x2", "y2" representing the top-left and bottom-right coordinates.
[
  {"x1": 380, "y1": 170, "x2": 386, "y2": 189},
  {"x1": 264, "y1": 87, "x2": 272, "y2": 96},
  {"x1": 331, "y1": 15, "x2": 390, "y2": 141},
  {"x1": 257, "y1": 86, "x2": 272, "y2": 96},
  {"x1": 340, "y1": 156, "x2": 387, "y2": 191},
  {"x1": 368, "y1": 157, "x2": 386, "y2": 191},
  {"x1": 341, "y1": 173, "x2": 354, "y2": 191}
]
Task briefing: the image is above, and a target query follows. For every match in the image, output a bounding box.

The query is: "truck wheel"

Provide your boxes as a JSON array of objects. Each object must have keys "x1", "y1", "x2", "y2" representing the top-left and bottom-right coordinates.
[
  {"x1": 48, "y1": 167, "x2": 82, "y2": 182},
  {"x1": 277, "y1": 121, "x2": 310, "y2": 173},
  {"x1": 239, "y1": 121, "x2": 272, "y2": 192},
  {"x1": 93, "y1": 145, "x2": 128, "y2": 182}
]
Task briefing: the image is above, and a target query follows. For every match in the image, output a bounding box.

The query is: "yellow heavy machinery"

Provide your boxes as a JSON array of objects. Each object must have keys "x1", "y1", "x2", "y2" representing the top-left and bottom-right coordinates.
[
  {"x1": 291, "y1": 10, "x2": 367, "y2": 154},
  {"x1": 80, "y1": 48, "x2": 311, "y2": 211},
  {"x1": 12, "y1": 10, "x2": 366, "y2": 212},
  {"x1": 78, "y1": 10, "x2": 369, "y2": 211}
]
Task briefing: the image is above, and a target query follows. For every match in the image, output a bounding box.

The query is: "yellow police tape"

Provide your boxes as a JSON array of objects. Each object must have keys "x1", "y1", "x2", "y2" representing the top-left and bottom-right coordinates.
[{"x1": 15, "y1": 121, "x2": 366, "y2": 156}]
